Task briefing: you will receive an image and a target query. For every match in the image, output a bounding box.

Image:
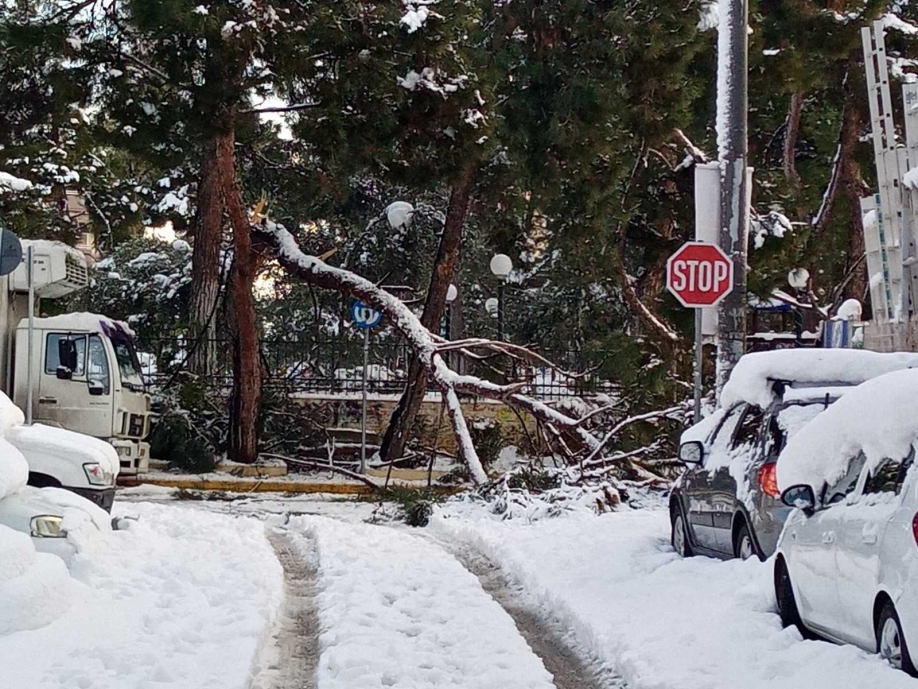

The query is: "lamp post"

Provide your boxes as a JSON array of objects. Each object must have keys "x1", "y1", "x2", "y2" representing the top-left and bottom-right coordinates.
[
  {"x1": 489, "y1": 254, "x2": 513, "y2": 341},
  {"x1": 444, "y1": 283, "x2": 458, "y2": 340}
]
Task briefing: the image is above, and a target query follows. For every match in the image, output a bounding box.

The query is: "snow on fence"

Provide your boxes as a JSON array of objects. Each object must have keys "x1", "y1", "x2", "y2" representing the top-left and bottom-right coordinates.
[{"x1": 136, "y1": 337, "x2": 617, "y2": 401}]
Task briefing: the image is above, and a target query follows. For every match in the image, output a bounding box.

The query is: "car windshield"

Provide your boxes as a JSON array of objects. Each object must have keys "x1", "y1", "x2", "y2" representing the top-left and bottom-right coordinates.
[{"x1": 111, "y1": 337, "x2": 145, "y2": 391}]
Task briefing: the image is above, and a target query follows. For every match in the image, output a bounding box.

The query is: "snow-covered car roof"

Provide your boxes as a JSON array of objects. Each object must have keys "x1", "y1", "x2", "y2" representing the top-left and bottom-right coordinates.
[
  {"x1": 777, "y1": 368, "x2": 918, "y2": 493},
  {"x1": 720, "y1": 349, "x2": 918, "y2": 409}
]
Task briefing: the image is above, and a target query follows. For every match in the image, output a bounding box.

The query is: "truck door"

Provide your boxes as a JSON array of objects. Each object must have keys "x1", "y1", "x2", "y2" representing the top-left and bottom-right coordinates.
[{"x1": 39, "y1": 332, "x2": 113, "y2": 438}]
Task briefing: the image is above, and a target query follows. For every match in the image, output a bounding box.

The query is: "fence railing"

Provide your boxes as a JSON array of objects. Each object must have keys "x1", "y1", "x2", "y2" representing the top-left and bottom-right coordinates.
[{"x1": 136, "y1": 337, "x2": 618, "y2": 401}]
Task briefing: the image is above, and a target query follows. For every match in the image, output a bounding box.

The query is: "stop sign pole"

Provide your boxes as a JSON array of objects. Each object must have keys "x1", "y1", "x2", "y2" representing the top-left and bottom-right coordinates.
[{"x1": 667, "y1": 242, "x2": 734, "y2": 419}]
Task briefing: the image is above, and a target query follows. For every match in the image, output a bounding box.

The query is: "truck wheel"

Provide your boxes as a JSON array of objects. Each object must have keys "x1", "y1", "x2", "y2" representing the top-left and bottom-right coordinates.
[
  {"x1": 734, "y1": 522, "x2": 756, "y2": 561},
  {"x1": 671, "y1": 508, "x2": 694, "y2": 557},
  {"x1": 878, "y1": 602, "x2": 917, "y2": 676}
]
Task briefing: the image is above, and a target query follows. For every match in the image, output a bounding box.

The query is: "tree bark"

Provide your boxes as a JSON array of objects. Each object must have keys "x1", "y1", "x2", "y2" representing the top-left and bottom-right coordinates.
[
  {"x1": 378, "y1": 168, "x2": 476, "y2": 462},
  {"x1": 188, "y1": 137, "x2": 222, "y2": 374},
  {"x1": 214, "y1": 127, "x2": 261, "y2": 464},
  {"x1": 839, "y1": 102, "x2": 870, "y2": 307},
  {"x1": 783, "y1": 91, "x2": 804, "y2": 183},
  {"x1": 253, "y1": 220, "x2": 610, "y2": 481}
]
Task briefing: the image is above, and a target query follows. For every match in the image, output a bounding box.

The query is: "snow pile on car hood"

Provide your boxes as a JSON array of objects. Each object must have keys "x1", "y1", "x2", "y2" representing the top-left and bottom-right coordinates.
[
  {"x1": 7, "y1": 423, "x2": 120, "y2": 477},
  {"x1": 721, "y1": 349, "x2": 918, "y2": 409},
  {"x1": 777, "y1": 369, "x2": 918, "y2": 492}
]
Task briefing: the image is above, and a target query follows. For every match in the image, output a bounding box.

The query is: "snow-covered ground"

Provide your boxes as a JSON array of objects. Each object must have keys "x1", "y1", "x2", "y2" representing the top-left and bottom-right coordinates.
[
  {"x1": 433, "y1": 504, "x2": 915, "y2": 689},
  {"x1": 6, "y1": 490, "x2": 917, "y2": 688},
  {"x1": 282, "y1": 515, "x2": 556, "y2": 689},
  {"x1": 0, "y1": 502, "x2": 283, "y2": 689}
]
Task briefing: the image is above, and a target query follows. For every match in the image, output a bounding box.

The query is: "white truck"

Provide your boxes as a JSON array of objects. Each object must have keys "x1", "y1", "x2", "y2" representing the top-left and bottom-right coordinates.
[{"x1": 0, "y1": 240, "x2": 152, "y2": 509}]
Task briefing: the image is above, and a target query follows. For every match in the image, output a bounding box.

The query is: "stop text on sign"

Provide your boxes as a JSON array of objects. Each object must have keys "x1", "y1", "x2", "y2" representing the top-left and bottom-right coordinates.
[
  {"x1": 669, "y1": 259, "x2": 729, "y2": 294},
  {"x1": 666, "y1": 241, "x2": 734, "y2": 308}
]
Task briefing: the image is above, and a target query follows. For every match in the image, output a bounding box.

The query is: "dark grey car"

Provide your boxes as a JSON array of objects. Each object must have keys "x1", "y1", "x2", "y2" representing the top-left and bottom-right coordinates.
[{"x1": 669, "y1": 387, "x2": 834, "y2": 561}]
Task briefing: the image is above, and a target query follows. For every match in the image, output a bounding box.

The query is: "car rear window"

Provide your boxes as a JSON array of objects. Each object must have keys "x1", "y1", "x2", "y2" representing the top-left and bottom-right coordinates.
[{"x1": 766, "y1": 403, "x2": 825, "y2": 455}]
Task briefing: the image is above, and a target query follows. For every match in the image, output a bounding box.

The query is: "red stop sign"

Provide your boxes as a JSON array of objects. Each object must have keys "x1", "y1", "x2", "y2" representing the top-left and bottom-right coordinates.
[{"x1": 666, "y1": 242, "x2": 734, "y2": 307}]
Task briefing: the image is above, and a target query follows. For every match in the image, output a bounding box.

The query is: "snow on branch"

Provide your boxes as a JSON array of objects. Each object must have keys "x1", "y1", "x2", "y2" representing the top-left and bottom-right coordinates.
[{"x1": 254, "y1": 219, "x2": 680, "y2": 486}]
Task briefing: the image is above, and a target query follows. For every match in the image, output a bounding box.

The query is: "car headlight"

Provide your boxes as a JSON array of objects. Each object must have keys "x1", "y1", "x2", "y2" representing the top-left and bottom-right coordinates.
[
  {"x1": 83, "y1": 462, "x2": 112, "y2": 486},
  {"x1": 30, "y1": 515, "x2": 66, "y2": 538}
]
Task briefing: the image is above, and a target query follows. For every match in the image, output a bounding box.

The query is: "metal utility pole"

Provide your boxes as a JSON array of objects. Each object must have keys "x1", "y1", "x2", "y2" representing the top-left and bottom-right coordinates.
[
  {"x1": 715, "y1": 0, "x2": 750, "y2": 395},
  {"x1": 25, "y1": 244, "x2": 34, "y2": 425}
]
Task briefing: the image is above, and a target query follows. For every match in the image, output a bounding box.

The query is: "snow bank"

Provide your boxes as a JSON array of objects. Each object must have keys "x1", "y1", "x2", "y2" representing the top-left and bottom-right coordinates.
[
  {"x1": 721, "y1": 349, "x2": 918, "y2": 409},
  {"x1": 778, "y1": 369, "x2": 918, "y2": 493},
  {"x1": 0, "y1": 502, "x2": 284, "y2": 689},
  {"x1": 0, "y1": 436, "x2": 28, "y2": 499},
  {"x1": 289, "y1": 515, "x2": 554, "y2": 689},
  {"x1": 433, "y1": 507, "x2": 916, "y2": 689},
  {"x1": 0, "y1": 526, "x2": 75, "y2": 636}
]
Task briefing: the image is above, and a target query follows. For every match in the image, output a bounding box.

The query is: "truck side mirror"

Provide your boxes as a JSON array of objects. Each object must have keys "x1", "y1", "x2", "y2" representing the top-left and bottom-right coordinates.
[
  {"x1": 88, "y1": 380, "x2": 105, "y2": 396},
  {"x1": 58, "y1": 339, "x2": 78, "y2": 376}
]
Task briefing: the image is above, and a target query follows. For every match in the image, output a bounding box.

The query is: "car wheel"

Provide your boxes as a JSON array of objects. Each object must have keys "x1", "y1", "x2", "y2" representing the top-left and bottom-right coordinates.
[
  {"x1": 671, "y1": 508, "x2": 694, "y2": 557},
  {"x1": 734, "y1": 522, "x2": 757, "y2": 561},
  {"x1": 775, "y1": 559, "x2": 810, "y2": 638},
  {"x1": 878, "y1": 602, "x2": 917, "y2": 676}
]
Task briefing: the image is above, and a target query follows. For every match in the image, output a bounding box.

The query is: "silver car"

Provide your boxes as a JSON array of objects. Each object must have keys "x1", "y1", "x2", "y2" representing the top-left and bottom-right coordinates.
[{"x1": 670, "y1": 385, "x2": 835, "y2": 560}]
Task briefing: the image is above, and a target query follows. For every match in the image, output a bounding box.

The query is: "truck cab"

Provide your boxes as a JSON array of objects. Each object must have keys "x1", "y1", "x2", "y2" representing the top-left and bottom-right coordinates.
[{"x1": 12, "y1": 313, "x2": 152, "y2": 475}]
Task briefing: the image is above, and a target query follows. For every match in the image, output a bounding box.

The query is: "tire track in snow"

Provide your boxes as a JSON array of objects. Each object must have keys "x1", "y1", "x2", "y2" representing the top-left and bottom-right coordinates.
[
  {"x1": 426, "y1": 534, "x2": 626, "y2": 689},
  {"x1": 252, "y1": 530, "x2": 320, "y2": 689}
]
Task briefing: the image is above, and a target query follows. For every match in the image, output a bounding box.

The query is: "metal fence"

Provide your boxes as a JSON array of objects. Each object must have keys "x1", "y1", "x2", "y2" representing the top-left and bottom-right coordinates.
[{"x1": 136, "y1": 337, "x2": 618, "y2": 401}]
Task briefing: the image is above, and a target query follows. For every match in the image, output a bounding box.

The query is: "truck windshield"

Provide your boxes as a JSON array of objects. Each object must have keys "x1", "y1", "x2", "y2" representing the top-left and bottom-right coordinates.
[{"x1": 112, "y1": 338, "x2": 145, "y2": 391}]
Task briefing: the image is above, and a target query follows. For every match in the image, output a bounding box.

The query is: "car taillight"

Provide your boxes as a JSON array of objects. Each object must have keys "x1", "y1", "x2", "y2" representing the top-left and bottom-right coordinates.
[
  {"x1": 758, "y1": 462, "x2": 781, "y2": 499},
  {"x1": 912, "y1": 513, "x2": 918, "y2": 547}
]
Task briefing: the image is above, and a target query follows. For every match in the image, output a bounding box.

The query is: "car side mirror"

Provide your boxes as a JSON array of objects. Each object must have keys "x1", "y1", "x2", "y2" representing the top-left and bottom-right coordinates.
[
  {"x1": 781, "y1": 484, "x2": 816, "y2": 514},
  {"x1": 678, "y1": 441, "x2": 704, "y2": 465},
  {"x1": 88, "y1": 380, "x2": 105, "y2": 396},
  {"x1": 58, "y1": 339, "x2": 77, "y2": 376}
]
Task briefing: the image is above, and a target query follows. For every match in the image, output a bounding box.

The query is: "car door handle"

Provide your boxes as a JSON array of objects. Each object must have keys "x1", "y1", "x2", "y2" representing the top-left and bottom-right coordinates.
[
  {"x1": 822, "y1": 532, "x2": 836, "y2": 545},
  {"x1": 38, "y1": 396, "x2": 57, "y2": 404},
  {"x1": 862, "y1": 533, "x2": 878, "y2": 544}
]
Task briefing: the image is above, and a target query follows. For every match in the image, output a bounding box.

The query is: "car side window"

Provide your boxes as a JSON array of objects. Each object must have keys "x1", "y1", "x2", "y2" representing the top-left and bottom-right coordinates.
[
  {"x1": 823, "y1": 452, "x2": 867, "y2": 505},
  {"x1": 864, "y1": 449, "x2": 915, "y2": 497},
  {"x1": 731, "y1": 405, "x2": 765, "y2": 451},
  {"x1": 709, "y1": 406, "x2": 744, "y2": 453}
]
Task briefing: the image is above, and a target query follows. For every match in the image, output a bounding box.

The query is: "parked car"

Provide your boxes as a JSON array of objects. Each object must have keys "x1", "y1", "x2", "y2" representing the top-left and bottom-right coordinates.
[
  {"x1": 775, "y1": 368, "x2": 918, "y2": 676},
  {"x1": 0, "y1": 485, "x2": 105, "y2": 561},
  {"x1": 671, "y1": 349, "x2": 918, "y2": 561}
]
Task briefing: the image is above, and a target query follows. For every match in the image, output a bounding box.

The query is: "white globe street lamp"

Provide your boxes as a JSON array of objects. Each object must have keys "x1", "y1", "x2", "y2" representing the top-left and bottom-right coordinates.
[
  {"x1": 489, "y1": 253, "x2": 513, "y2": 278},
  {"x1": 489, "y1": 254, "x2": 513, "y2": 340}
]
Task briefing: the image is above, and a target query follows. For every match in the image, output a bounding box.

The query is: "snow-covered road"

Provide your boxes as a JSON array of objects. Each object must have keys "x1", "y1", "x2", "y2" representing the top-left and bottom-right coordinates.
[
  {"x1": 434, "y1": 505, "x2": 917, "y2": 689},
  {"x1": 7, "y1": 493, "x2": 918, "y2": 689},
  {"x1": 281, "y1": 515, "x2": 558, "y2": 689}
]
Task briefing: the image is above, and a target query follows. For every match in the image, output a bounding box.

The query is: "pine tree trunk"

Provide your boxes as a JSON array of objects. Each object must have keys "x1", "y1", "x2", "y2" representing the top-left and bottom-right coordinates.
[
  {"x1": 783, "y1": 91, "x2": 804, "y2": 183},
  {"x1": 188, "y1": 137, "x2": 222, "y2": 375},
  {"x1": 214, "y1": 127, "x2": 261, "y2": 464},
  {"x1": 379, "y1": 168, "x2": 476, "y2": 462},
  {"x1": 839, "y1": 101, "x2": 869, "y2": 307}
]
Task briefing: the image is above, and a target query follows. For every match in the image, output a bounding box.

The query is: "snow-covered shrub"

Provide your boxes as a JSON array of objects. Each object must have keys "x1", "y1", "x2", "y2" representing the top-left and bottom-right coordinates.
[
  {"x1": 149, "y1": 409, "x2": 216, "y2": 474},
  {"x1": 467, "y1": 417, "x2": 504, "y2": 469}
]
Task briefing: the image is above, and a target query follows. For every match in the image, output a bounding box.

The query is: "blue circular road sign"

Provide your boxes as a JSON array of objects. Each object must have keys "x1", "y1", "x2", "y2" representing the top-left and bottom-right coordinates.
[{"x1": 351, "y1": 300, "x2": 383, "y2": 329}]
